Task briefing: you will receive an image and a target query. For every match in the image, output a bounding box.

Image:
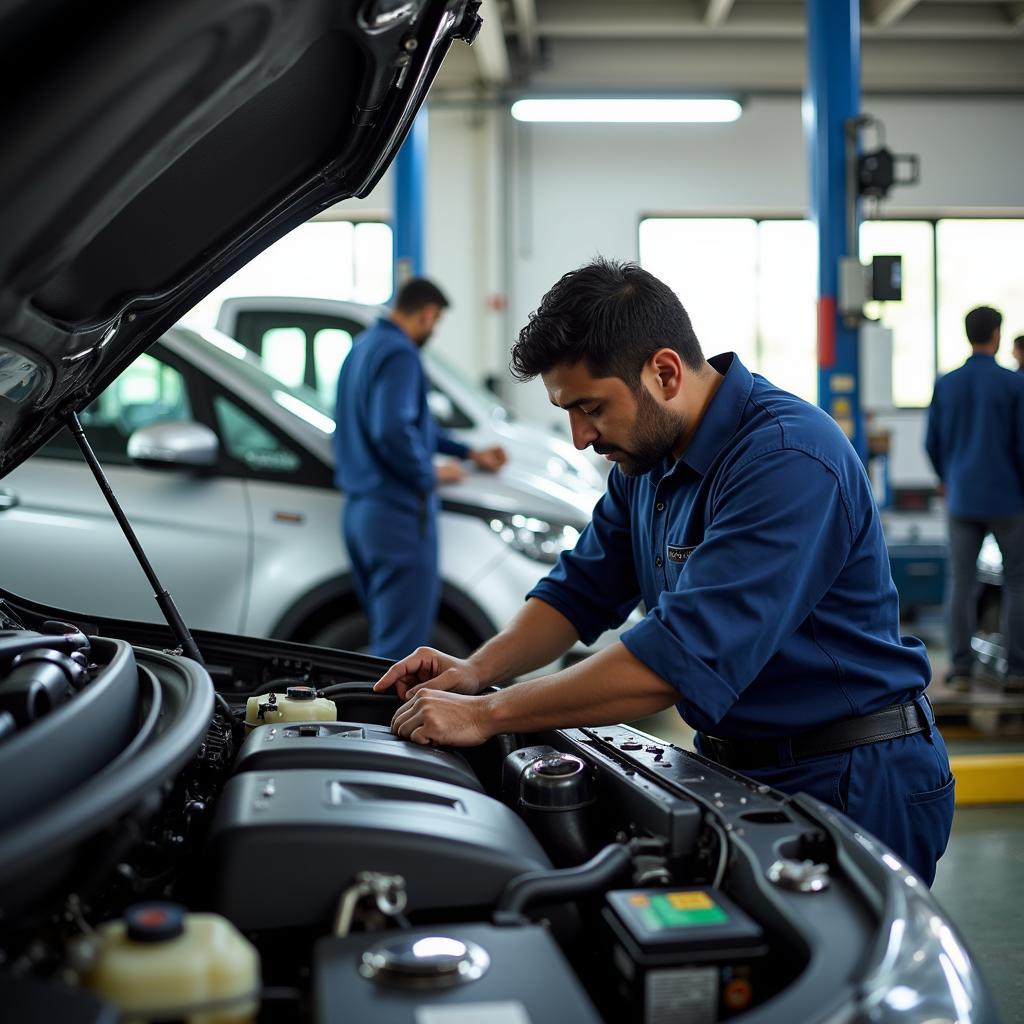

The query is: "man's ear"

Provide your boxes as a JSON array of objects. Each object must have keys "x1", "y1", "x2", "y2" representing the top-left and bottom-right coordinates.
[{"x1": 648, "y1": 348, "x2": 684, "y2": 400}]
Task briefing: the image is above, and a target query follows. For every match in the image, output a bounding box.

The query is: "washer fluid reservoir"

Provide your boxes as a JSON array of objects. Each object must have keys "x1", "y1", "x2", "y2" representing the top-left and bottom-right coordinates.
[
  {"x1": 245, "y1": 686, "x2": 336, "y2": 731},
  {"x1": 84, "y1": 903, "x2": 260, "y2": 1023}
]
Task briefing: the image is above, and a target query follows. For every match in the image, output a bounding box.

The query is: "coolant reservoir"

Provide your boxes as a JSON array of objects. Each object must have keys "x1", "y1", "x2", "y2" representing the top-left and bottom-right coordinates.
[
  {"x1": 84, "y1": 903, "x2": 260, "y2": 1023},
  {"x1": 244, "y1": 685, "x2": 337, "y2": 730}
]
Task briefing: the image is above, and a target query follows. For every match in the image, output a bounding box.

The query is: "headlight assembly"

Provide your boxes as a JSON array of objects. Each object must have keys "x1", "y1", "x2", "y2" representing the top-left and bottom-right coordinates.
[{"x1": 487, "y1": 513, "x2": 581, "y2": 565}]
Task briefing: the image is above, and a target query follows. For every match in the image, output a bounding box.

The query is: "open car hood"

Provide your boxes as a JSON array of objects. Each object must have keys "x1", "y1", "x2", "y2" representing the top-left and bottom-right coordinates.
[{"x1": 0, "y1": 0, "x2": 480, "y2": 477}]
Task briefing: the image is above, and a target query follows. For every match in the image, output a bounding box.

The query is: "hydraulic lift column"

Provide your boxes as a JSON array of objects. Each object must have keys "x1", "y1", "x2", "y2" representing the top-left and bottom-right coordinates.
[
  {"x1": 393, "y1": 110, "x2": 428, "y2": 290},
  {"x1": 805, "y1": 0, "x2": 865, "y2": 461}
]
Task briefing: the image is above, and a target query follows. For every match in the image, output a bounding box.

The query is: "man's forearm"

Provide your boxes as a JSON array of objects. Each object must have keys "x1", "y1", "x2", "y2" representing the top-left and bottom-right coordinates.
[
  {"x1": 467, "y1": 598, "x2": 580, "y2": 687},
  {"x1": 479, "y1": 640, "x2": 680, "y2": 734}
]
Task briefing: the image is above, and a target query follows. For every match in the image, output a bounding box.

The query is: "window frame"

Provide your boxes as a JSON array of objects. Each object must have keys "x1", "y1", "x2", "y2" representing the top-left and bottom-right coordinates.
[{"x1": 637, "y1": 211, "x2": 1024, "y2": 411}]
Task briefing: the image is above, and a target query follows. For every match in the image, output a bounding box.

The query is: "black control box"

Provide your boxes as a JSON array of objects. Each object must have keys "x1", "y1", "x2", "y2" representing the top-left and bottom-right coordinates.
[{"x1": 604, "y1": 887, "x2": 767, "y2": 1023}]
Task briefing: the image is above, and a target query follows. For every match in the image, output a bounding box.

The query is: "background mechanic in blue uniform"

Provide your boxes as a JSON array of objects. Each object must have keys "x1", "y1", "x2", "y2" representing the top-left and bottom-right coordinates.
[
  {"x1": 925, "y1": 305, "x2": 1024, "y2": 692},
  {"x1": 333, "y1": 278, "x2": 507, "y2": 659},
  {"x1": 375, "y1": 259, "x2": 954, "y2": 885}
]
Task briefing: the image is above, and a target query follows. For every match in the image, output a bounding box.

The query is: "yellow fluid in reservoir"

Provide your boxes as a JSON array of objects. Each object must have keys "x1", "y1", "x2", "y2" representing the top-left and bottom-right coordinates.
[
  {"x1": 244, "y1": 687, "x2": 337, "y2": 730},
  {"x1": 84, "y1": 908, "x2": 260, "y2": 1024}
]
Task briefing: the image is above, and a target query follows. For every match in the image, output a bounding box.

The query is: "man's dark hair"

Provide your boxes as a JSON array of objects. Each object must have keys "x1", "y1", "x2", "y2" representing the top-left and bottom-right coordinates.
[
  {"x1": 1014, "y1": 335, "x2": 1024, "y2": 352},
  {"x1": 395, "y1": 278, "x2": 449, "y2": 314},
  {"x1": 510, "y1": 258, "x2": 703, "y2": 388},
  {"x1": 965, "y1": 306, "x2": 1002, "y2": 346}
]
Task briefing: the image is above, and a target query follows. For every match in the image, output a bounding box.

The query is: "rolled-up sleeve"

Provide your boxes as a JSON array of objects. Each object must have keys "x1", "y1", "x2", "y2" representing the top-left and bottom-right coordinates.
[
  {"x1": 528, "y1": 469, "x2": 641, "y2": 644},
  {"x1": 366, "y1": 348, "x2": 436, "y2": 494},
  {"x1": 621, "y1": 449, "x2": 853, "y2": 729},
  {"x1": 436, "y1": 430, "x2": 471, "y2": 459}
]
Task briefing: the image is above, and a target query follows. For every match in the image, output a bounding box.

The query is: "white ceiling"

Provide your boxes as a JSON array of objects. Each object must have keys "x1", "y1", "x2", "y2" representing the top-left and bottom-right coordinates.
[{"x1": 434, "y1": 0, "x2": 1024, "y2": 95}]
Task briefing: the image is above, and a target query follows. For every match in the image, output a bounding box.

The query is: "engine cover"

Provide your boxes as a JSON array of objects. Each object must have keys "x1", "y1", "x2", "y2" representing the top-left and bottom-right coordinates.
[
  {"x1": 233, "y1": 720, "x2": 482, "y2": 791},
  {"x1": 207, "y1": 770, "x2": 551, "y2": 930}
]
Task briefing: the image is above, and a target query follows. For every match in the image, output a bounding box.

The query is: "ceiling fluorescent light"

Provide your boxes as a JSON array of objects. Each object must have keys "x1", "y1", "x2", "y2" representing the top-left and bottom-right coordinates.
[{"x1": 510, "y1": 98, "x2": 742, "y2": 124}]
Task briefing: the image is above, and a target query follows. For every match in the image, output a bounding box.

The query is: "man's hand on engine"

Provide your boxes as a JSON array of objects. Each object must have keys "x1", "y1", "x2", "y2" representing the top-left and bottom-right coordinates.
[
  {"x1": 390, "y1": 688, "x2": 493, "y2": 747},
  {"x1": 373, "y1": 646, "x2": 483, "y2": 701}
]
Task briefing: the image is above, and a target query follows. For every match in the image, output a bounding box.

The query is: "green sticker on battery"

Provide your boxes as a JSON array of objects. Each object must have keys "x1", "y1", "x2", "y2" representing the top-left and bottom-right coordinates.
[{"x1": 650, "y1": 892, "x2": 729, "y2": 928}]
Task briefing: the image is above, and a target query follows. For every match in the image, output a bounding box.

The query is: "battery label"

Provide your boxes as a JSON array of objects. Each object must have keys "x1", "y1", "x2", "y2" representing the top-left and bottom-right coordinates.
[
  {"x1": 645, "y1": 966, "x2": 717, "y2": 1024},
  {"x1": 640, "y1": 892, "x2": 729, "y2": 929}
]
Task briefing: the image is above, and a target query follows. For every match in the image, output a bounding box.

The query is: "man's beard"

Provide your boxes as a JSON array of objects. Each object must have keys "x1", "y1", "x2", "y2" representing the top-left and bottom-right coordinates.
[{"x1": 607, "y1": 384, "x2": 686, "y2": 476}]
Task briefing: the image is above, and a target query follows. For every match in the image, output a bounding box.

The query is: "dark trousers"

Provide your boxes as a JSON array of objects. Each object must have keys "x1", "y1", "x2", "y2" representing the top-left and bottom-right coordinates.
[
  {"x1": 699, "y1": 710, "x2": 954, "y2": 885},
  {"x1": 947, "y1": 513, "x2": 1024, "y2": 676},
  {"x1": 343, "y1": 498, "x2": 440, "y2": 661}
]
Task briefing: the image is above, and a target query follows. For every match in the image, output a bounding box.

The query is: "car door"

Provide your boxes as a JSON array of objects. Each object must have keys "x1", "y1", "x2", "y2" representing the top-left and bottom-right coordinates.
[{"x1": 0, "y1": 347, "x2": 250, "y2": 632}]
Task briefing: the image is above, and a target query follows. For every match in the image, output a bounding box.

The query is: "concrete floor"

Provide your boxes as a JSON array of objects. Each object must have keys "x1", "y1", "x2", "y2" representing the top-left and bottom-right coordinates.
[
  {"x1": 933, "y1": 805, "x2": 1024, "y2": 1024},
  {"x1": 630, "y1": 621, "x2": 1024, "y2": 1023}
]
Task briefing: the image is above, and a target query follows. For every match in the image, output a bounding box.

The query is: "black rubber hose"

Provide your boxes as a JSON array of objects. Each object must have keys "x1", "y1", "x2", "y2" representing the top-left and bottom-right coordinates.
[{"x1": 495, "y1": 842, "x2": 632, "y2": 918}]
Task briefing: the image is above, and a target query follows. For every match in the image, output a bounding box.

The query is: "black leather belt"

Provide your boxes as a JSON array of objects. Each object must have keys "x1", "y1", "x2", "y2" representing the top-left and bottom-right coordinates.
[{"x1": 698, "y1": 698, "x2": 931, "y2": 771}]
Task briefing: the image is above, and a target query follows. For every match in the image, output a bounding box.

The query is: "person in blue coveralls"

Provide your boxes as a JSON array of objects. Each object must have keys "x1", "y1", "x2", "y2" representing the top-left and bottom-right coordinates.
[
  {"x1": 375, "y1": 259, "x2": 954, "y2": 885},
  {"x1": 1012, "y1": 333, "x2": 1024, "y2": 373},
  {"x1": 333, "y1": 278, "x2": 507, "y2": 659},
  {"x1": 926, "y1": 306, "x2": 1024, "y2": 693}
]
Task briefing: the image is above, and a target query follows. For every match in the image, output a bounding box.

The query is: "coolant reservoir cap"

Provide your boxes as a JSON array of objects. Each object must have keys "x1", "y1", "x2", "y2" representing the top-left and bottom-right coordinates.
[
  {"x1": 285, "y1": 685, "x2": 316, "y2": 701},
  {"x1": 124, "y1": 903, "x2": 186, "y2": 943},
  {"x1": 359, "y1": 935, "x2": 490, "y2": 989}
]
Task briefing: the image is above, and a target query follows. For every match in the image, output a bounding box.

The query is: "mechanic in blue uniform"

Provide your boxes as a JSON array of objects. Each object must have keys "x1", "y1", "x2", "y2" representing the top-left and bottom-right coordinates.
[
  {"x1": 1012, "y1": 333, "x2": 1024, "y2": 373},
  {"x1": 926, "y1": 306, "x2": 1024, "y2": 692},
  {"x1": 333, "y1": 278, "x2": 506, "y2": 659},
  {"x1": 376, "y1": 260, "x2": 954, "y2": 885}
]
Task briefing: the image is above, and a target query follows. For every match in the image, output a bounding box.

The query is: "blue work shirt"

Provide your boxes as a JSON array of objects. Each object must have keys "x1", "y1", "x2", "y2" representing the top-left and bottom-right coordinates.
[
  {"x1": 529, "y1": 353, "x2": 930, "y2": 739},
  {"x1": 333, "y1": 318, "x2": 470, "y2": 514},
  {"x1": 925, "y1": 353, "x2": 1024, "y2": 519}
]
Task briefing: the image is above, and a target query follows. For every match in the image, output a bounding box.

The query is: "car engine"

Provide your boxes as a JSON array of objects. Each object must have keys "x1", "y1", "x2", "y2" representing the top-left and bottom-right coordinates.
[{"x1": 0, "y1": 596, "x2": 907, "y2": 1024}]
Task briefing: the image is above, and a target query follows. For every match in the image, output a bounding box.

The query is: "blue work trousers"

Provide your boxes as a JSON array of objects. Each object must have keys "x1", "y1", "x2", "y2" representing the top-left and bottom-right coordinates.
[
  {"x1": 947, "y1": 513, "x2": 1024, "y2": 677},
  {"x1": 342, "y1": 497, "x2": 440, "y2": 661},
  {"x1": 699, "y1": 702, "x2": 954, "y2": 885}
]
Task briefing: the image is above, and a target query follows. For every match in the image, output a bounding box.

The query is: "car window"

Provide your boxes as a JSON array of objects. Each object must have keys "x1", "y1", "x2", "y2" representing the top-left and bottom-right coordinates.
[
  {"x1": 261, "y1": 327, "x2": 306, "y2": 389},
  {"x1": 312, "y1": 327, "x2": 353, "y2": 407},
  {"x1": 42, "y1": 352, "x2": 191, "y2": 463},
  {"x1": 213, "y1": 394, "x2": 302, "y2": 474}
]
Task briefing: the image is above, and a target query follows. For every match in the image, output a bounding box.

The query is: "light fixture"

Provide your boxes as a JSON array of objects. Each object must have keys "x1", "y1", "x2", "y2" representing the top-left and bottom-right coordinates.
[{"x1": 510, "y1": 98, "x2": 742, "y2": 124}]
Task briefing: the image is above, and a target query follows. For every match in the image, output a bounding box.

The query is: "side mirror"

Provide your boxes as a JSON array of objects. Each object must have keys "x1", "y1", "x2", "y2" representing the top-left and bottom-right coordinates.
[
  {"x1": 427, "y1": 389, "x2": 457, "y2": 426},
  {"x1": 127, "y1": 420, "x2": 219, "y2": 470}
]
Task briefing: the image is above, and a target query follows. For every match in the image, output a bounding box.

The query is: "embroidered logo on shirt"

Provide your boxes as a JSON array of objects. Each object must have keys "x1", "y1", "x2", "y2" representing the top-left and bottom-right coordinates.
[{"x1": 667, "y1": 544, "x2": 697, "y2": 564}]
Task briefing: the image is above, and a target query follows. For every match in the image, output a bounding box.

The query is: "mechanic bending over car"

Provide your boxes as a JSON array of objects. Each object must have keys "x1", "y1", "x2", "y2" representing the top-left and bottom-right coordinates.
[
  {"x1": 375, "y1": 259, "x2": 954, "y2": 885},
  {"x1": 334, "y1": 277, "x2": 507, "y2": 659}
]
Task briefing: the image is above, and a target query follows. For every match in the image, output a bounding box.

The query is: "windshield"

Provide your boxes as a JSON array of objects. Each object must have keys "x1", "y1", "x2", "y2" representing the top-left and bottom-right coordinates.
[
  {"x1": 425, "y1": 348, "x2": 513, "y2": 422},
  {"x1": 175, "y1": 324, "x2": 335, "y2": 433}
]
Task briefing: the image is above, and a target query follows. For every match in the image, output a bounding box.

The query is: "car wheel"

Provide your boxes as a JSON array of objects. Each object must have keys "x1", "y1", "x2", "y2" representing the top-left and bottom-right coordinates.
[{"x1": 309, "y1": 612, "x2": 474, "y2": 658}]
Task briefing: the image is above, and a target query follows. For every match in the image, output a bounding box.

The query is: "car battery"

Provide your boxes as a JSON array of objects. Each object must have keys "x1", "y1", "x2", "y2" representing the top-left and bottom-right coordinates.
[{"x1": 603, "y1": 887, "x2": 766, "y2": 1024}]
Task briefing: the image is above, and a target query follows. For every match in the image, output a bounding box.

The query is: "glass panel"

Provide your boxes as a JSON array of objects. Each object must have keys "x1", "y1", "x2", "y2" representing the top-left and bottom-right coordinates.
[
  {"x1": 313, "y1": 327, "x2": 353, "y2": 408},
  {"x1": 58, "y1": 353, "x2": 192, "y2": 460},
  {"x1": 183, "y1": 220, "x2": 378, "y2": 329},
  {"x1": 757, "y1": 220, "x2": 817, "y2": 402},
  {"x1": 260, "y1": 327, "x2": 306, "y2": 389},
  {"x1": 639, "y1": 218, "x2": 759, "y2": 368},
  {"x1": 354, "y1": 222, "x2": 394, "y2": 305},
  {"x1": 213, "y1": 395, "x2": 301, "y2": 474},
  {"x1": 860, "y1": 220, "x2": 935, "y2": 408},
  {"x1": 936, "y1": 219, "x2": 1024, "y2": 374}
]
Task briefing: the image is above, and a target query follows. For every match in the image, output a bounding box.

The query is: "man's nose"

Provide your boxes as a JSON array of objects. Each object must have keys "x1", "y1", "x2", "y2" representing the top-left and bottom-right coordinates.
[{"x1": 569, "y1": 411, "x2": 598, "y2": 450}]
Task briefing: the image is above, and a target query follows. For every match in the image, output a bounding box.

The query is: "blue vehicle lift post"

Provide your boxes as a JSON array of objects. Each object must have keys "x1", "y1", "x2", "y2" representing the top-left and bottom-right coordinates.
[
  {"x1": 393, "y1": 110, "x2": 428, "y2": 292},
  {"x1": 806, "y1": 0, "x2": 865, "y2": 462}
]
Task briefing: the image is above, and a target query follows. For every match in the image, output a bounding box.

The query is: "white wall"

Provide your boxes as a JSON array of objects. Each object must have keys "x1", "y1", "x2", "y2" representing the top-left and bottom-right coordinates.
[
  {"x1": 496, "y1": 95, "x2": 1024, "y2": 426},
  {"x1": 330, "y1": 95, "x2": 1024, "y2": 439}
]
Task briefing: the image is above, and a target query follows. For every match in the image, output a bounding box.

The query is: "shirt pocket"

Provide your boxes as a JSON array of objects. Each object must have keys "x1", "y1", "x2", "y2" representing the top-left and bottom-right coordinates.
[{"x1": 665, "y1": 542, "x2": 698, "y2": 587}]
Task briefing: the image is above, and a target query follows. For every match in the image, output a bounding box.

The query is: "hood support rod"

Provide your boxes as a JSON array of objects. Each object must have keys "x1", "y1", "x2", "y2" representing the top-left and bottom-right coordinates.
[{"x1": 65, "y1": 411, "x2": 205, "y2": 668}]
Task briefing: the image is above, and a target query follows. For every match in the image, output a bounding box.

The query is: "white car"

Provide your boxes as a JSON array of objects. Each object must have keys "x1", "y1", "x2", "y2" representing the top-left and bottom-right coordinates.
[
  {"x1": 0, "y1": 324, "x2": 604, "y2": 658},
  {"x1": 215, "y1": 294, "x2": 608, "y2": 489}
]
